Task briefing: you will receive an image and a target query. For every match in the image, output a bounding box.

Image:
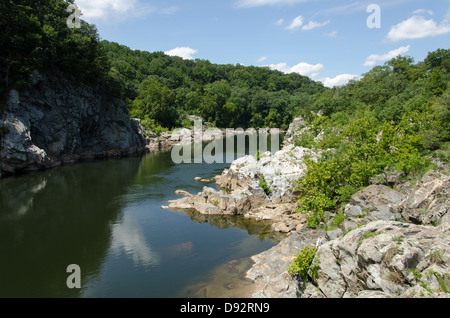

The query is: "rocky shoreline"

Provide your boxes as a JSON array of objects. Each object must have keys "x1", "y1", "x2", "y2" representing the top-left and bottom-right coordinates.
[{"x1": 165, "y1": 116, "x2": 450, "y2": 298}]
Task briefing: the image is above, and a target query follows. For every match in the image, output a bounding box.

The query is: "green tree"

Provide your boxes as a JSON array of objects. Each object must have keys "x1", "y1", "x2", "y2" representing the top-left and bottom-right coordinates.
[{"x1": 130, "y1": 78, "x2": 178, "y2": 128}]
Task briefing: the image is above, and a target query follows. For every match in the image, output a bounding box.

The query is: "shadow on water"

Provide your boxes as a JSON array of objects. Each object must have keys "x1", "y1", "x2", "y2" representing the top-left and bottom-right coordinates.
[{"x1": 0, "y1": 157, "x2": 143, "y2": 297}]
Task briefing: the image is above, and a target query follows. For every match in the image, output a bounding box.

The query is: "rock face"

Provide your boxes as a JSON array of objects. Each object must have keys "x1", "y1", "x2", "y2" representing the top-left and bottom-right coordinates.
[
  {"x1": 246, "y1": 169, "x2": 450, "y2": 299},
  {"x1": 0, "y1": 71, "x2": 147, "y2": 175},
  {"x1": 300, "y1": 169, "x2": 450, "y2": 298},
  {"x1": 247, "y1": 229, "x2": 326, "y2": 298},
  {"x1": 307, "y1": 219, "x2": 450, "y2": 298}
]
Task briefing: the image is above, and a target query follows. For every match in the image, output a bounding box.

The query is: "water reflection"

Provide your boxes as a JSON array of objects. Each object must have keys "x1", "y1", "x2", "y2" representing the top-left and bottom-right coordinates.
[
  {"x1": 0, "y1": 157, "x2": 142, "y2": 297},
  {"x1": 0, "y1": 134, "x2": 282, "y2": 298},
  {"x1": 110, "y1": 217, "x2": 161, "y2": 267},
  {"x1": 182, "y1": 210, "x2": 286, "y2": 243}
]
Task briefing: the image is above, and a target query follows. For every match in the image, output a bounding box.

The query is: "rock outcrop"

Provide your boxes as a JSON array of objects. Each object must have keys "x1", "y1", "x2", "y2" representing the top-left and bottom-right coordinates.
[
  {"x1": 0, "y1": 71, "x2": 147, "y2": 175},
  {"x1": 306, "y1": 219, "x2": 449, "y2": 298},
  {"x1": 163, "y1": 114, "x2": 450, "y2": 299}
]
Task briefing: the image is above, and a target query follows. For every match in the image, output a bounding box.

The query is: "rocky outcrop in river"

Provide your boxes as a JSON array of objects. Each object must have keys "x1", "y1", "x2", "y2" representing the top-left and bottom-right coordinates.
[
  {"x1": 166, "y1": 115, "x2": 449, "y2": 298},
  {"x1": 0, "y1": 71, "x2": 147, "y2": 176}
]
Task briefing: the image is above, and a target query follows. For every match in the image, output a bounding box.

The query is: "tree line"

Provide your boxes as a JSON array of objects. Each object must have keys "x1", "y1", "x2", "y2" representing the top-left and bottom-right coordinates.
[
  {"x1": 100, "y1": 40, "x2": 326, "y2": 131},
  {"x1": 293, "y1": 50, "x2": 450, "y2": 228}
]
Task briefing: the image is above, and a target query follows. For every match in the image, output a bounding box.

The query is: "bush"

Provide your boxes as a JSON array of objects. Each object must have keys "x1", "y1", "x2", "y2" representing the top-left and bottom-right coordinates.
[
  {"x1": 259, "y1": 174, "x2": 271, "y2": 196},
  {"x1": 295, "y1": 109, "x2": 430, "y2": 229},
  {"x1": 287, "y1": 246, "x2": 318, "y2": 283}
]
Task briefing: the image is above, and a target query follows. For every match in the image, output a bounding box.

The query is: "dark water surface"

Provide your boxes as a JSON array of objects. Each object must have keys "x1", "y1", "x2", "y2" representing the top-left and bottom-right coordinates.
[{"x1": 0, "y1": 137, "x2": 282, "y2": 298}]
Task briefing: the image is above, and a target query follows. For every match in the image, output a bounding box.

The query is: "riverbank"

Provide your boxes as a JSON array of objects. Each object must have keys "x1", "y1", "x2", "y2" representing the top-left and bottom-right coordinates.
[{"x1": 166, "y1": 115, "x2": 450, "y2": 298}]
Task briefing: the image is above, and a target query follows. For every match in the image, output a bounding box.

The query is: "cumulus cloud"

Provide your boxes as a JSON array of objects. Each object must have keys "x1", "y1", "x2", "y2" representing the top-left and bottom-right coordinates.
[
  {"x1": 286, "y1": 15, "x2": 304, "y2": 30},
  {"x1": 321, "y1": 74, "x2": 360, "y2": 88},
  {"x1": 363, "y1": 45, "x2": 411, "y2": 67},
  {"x1": 302, "y1": 20, "x2": 330, "y2": 30},
  {"x1": 164, "y1": 47, "x2": 198, "y2": 60},
  {"x1": 268, "y1": 60, "x2": 359, "y2": 88},
  {"x1": 387, "y1": 15, "x2": 450, "y2": 42},
  {"x1": 268, "y1": 62, "x2": 324, "y2": 79}
]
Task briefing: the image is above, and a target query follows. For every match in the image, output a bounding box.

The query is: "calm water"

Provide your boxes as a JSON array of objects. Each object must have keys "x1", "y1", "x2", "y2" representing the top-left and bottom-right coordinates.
[{"x1": 0, "y1": 136, "x2": 282, "y2": 298}]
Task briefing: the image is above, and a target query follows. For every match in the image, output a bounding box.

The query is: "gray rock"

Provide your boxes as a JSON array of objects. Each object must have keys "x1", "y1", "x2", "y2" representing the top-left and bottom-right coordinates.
[
  {"x1": 1, "y1": 72, "x2": 147, "y2": 175},
  {"x1": 247, "y1": 229, "x2": 326, "y2": 298},
  {"x1": 306, "y1": 220, "x2": 450, "y2": 298},
  {"x1": 399, "y1": 170, "x2": 449, "y2": 226}
]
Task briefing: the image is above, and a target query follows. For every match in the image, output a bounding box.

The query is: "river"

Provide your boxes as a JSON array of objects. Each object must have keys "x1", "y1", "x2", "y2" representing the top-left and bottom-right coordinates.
[{"x1": 0, "y1": 137, "x2": 283, "y2": 298}]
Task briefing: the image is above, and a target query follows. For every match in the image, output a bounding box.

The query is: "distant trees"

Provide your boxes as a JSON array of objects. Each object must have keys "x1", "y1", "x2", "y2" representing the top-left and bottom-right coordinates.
[
  {"x1": 100, "y1": 40, "x2": 326, "y2": 130},
  {"x1": 130, "y1": 78, "x2": 178, "y2": 128},
  {"x1": 296, "y1": 50, "x2": 450, "y2": 228}
]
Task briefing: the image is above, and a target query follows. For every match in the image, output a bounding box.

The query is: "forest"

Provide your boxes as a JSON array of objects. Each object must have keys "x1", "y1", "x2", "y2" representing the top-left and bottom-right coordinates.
[{"x1": 100, "y1": 40, "x2": 326, "y2": 131}]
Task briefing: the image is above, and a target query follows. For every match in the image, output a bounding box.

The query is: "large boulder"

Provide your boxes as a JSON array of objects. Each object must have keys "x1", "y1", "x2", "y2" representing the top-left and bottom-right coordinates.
[{"x1": 216, "y1": 144, "x2": 318, "y2": 203}]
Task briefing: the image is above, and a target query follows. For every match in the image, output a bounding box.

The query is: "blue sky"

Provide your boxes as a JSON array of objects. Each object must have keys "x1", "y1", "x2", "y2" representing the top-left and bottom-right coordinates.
[{"x1": 74, "y1": 0, "x2": 450, "y2": 87}]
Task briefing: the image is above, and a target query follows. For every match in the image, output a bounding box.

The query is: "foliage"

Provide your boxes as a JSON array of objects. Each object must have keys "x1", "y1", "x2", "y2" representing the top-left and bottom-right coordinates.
[
  {"x1": 287, "y1": 246, "x2": 318, "y2": 283},
  {"x1": 0, "y1": 0, "x2": 110, "y2": 104},
  {"x1": 100, "y1": 40, "x2": 326, "y2": 130},
  {"x1": 130, "y1": 77, "x2": 178, "y2": 128},
  {"x1": 258, "y1": 174, "x2": 271, "y2": 196},
  {"x1": 295, "y1": 50, "x2": 449, "y2": 229}
]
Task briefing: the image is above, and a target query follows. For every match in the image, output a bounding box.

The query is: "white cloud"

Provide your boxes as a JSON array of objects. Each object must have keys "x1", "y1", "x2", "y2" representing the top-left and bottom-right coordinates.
[
  {"x1": 268, "y1": 60, "x2": 359, "y2": 88},
  {"x1": 276, "y1": 18, "x2": 284, "y2": 25},
  {"x1": 324, "y1": 31, "x2": 339, "y2": 38},
  {"x1": 257, "y1": 56, "x2": 268, "y2": 63},
  {"x1": 268, "y1": 62, "x2": 324, "y2": 79},
  {"x1": 235, "y1": 0, "x2": 310, "y2": 9},
  {"x1": 269, "y1": 62, "x2": 360, "y2": 88},
  {"x1": 286, "y1": 15, "x2": 304, "y2": 30},
  {"x1": 76, "y1": 0, "x2": 155, "y2": 21},
  {"x1": 302, "y1": 20, "x2": 330, "y2": 31},
  {"x1": 283, "y1": 17, "x2": 330, "y2": 32},
  {"x1": 413, "y1": 9, "x2": 433, "y2": 16},
  {"x1": 164, "y1": 47, "x2": 198, "y2": 60},
  {"x1": 321, "y1": 74, "x2": 360, "y2": 88},
  {"x1": 387, "y1": 15, "x2": 450, "y2": 42},
  {"x1": 363, "y1": 45, "x2": 411, "y2": 67}
]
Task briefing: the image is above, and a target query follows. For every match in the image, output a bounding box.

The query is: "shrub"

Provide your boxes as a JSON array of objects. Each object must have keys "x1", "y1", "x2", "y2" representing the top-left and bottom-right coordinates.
[
  {"x1": 287, "y1": 246, "x2": 318, "y2": 283},
  {"x1": 295, "y1": 109, "x2": 430, "y2": 229},
  {"x1": 259, "y1": 174, "x2": 271, "y2": 196}
]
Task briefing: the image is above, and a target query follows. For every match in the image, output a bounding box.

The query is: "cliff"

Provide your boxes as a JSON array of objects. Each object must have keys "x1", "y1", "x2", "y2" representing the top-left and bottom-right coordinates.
[{"x1": 0, "y1": 71, "x2": 148, "y2": 176}]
